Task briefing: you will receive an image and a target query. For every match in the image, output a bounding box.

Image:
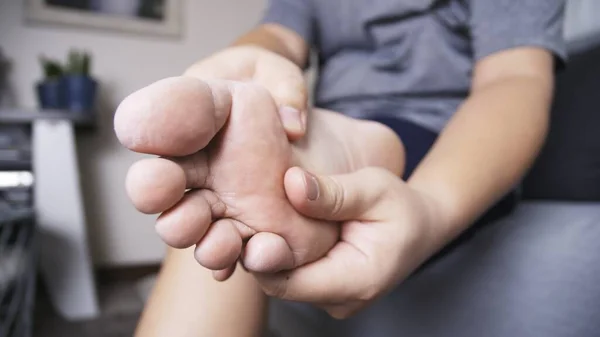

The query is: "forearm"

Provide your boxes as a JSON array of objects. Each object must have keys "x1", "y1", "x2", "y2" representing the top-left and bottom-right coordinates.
[
  {"x1": 135, "y1": 247, "x2": 267, "y2": 337},
  {"x1": 408, "y1": 74, "x2": 552, "y2": 245}
]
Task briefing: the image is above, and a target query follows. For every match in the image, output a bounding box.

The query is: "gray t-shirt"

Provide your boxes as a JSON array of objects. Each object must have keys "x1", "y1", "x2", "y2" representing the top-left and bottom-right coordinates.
[{"x1": 262, "y1": 0, "x2": 567, "y2": 132}]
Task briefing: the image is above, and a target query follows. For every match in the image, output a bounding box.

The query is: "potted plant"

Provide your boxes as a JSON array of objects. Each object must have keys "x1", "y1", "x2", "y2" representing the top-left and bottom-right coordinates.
[
  {"x1": 64, "y1": 49, "x2": 97, "y2": 113},
  {"x1": 36, "y1": 56, "x2": 66, "y2": 109}
]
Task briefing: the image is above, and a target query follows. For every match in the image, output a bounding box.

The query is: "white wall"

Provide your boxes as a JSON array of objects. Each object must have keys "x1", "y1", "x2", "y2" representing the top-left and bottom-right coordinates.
[
  {"x1": 564, "y1": 0, "x2": 600, "y2": 42},
  {"x1": 0, "y1": 0, "x2": 266, "y2": 266}
]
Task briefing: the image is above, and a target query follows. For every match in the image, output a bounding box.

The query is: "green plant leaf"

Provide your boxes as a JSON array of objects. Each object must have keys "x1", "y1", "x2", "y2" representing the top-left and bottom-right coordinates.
[{"x1": 39, "y1": 54, "x2": 64, "y2": 79}]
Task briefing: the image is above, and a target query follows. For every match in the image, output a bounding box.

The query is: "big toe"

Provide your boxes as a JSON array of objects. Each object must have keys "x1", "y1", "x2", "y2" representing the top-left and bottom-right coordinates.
[{"x1": 114, "y1": 76, "x2": 233, "y2": 156}]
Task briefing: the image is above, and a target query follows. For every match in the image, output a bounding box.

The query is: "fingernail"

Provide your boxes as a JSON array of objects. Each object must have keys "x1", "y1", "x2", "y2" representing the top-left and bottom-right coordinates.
[
  {"x1": 303, "y1": 171, "x2": 320, "y2": 201},
  {"x1": 280, "y1": 106, "x2": 304, "y2": 132}
]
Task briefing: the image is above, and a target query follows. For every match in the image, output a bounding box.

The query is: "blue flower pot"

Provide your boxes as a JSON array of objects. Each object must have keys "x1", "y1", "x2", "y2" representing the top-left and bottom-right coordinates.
[
  {"x1": 65, "y1": 75, "x2": 97, "y2": 113},
  {"x1": 36, "y1": 79, "x2": 67, "y2": 109}
]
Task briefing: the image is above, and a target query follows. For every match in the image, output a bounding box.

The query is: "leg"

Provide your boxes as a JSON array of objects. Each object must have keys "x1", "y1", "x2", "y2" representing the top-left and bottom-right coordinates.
[
  {"x1": 135, "y1": 248, "x2": 267, "y2": 337},
  {"x1": 115, "y1": 77, "x2": 404, "y2": 275}
]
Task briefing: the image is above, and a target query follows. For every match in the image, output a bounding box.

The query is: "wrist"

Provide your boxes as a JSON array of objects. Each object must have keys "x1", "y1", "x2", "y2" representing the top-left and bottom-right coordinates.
[{"x1": 408, "y1": 182, "x2": 465, "y2": 253}]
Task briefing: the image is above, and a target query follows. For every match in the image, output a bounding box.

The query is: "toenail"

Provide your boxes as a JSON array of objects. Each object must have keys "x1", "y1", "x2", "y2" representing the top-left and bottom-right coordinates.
[{"x1": 303, "y1": 171, "x2": 320, "y2": 201}]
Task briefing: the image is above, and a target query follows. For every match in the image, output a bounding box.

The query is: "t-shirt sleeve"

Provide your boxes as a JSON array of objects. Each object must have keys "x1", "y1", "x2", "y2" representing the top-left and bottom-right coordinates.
[
  {"x1": 469, "y1": 0, "x2": 567, "y2": 67},
  {"x1": 260, "y1": 0, "x2": 315, "y2": 46}
]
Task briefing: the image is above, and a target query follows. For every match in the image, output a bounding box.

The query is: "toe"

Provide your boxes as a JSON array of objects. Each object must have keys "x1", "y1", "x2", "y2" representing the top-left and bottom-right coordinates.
[
  {"x1": 114, "y1": 76, "x2": 233, "y2": 157},
  {"x1": 194, "y1": 219, "x2": 243, "y2": 270},
  {"x1": 155, "y1": 189, "x2": 216, "y2": 248},
  {"x1": 126, "y1": 158, "x2": 186, "y2": 214},
  {"x1": 242, "y1": 232, "x2": 295, "y2": 273},
  {"x1": 212, "y1": 264, "x2": 237, "y2": 282}
]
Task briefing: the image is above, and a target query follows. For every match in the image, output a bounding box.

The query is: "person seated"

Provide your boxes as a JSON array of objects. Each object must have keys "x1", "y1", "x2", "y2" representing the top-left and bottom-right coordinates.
[{"x1": 114, "y1": 0, "x2": 566, "y2": 335}]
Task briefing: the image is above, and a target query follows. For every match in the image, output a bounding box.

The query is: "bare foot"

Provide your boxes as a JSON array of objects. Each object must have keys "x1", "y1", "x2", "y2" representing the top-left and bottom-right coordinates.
[{"x1": 114, "y1": 76, "x2": 404, "y2": 276}]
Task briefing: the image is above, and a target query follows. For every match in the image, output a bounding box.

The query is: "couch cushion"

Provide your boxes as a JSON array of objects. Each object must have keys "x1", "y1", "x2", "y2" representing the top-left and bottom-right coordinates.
[{"x1": 522, "y1": 41, "x2": 600, "y2": 201}]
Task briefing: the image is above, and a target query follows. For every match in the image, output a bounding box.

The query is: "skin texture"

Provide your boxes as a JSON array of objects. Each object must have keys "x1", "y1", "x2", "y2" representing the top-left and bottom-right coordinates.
[{"x1": 115, "y1": 76, "x2": 404, "y2": 277}]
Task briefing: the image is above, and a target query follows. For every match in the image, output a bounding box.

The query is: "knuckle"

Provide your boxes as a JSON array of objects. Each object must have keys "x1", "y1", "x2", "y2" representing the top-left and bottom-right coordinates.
[
  {"x1": 234, "y1": 82, "x2": 271, "y2": 102},
  {"x1": 364, "y1": 167, "x2": 391, "y2": 187},
  {"x1": 262, "y1": 279, "x2": 289, "y2": 299},
  {"x1": 361, "y1": 167, "x2": 397, "y2": 201},
  {"x1": 259, "y1": 64, "x2": 307, "y2": 108},
  {"x1": 325, "y1": 177, "x2": 346, "y2": 217},
  {"x1": 270, "y1": 81, "x2": 307, "y2": 108},
  {"x1": 325, "y1": 303, "x2": 362, "y2": 320},
  {"x1": 327, "y1": 308, "x2": 351, "y2": 320},
  {"x1": 287, "y1": 75, "x2": 308, "y2": 98},
  {"x1": 357, "y1": 280, "x2": 380, "y2": 303},
  {"x1": 231, "y1": 83, "x2": 277, "y2": 113}
]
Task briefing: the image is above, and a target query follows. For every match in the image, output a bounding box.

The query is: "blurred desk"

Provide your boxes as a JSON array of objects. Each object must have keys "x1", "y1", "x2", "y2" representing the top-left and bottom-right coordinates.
[{"x1": 0, "y1": 109, "x2": 100, "y2": 321}]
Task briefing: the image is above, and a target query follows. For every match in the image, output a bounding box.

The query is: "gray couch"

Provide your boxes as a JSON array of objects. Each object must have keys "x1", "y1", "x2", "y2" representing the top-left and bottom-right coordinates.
[{"x1": 268, "y1": 10, "x2": 600, "y2": 337}]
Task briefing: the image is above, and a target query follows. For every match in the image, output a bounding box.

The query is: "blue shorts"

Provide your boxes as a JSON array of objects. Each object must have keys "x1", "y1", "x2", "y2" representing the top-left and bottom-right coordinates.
[
  {"x1": 369, "y1": 115, "x2": 518, "y2": 227},
  {"x1": 368, "y1": 116, "x2": 437, "y2": 180}
]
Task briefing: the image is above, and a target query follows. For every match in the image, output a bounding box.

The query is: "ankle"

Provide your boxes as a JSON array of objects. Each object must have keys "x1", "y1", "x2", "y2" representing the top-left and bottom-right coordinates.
[{"x1": 355, "y1": 119, "x2": 405, "y2": 176}]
